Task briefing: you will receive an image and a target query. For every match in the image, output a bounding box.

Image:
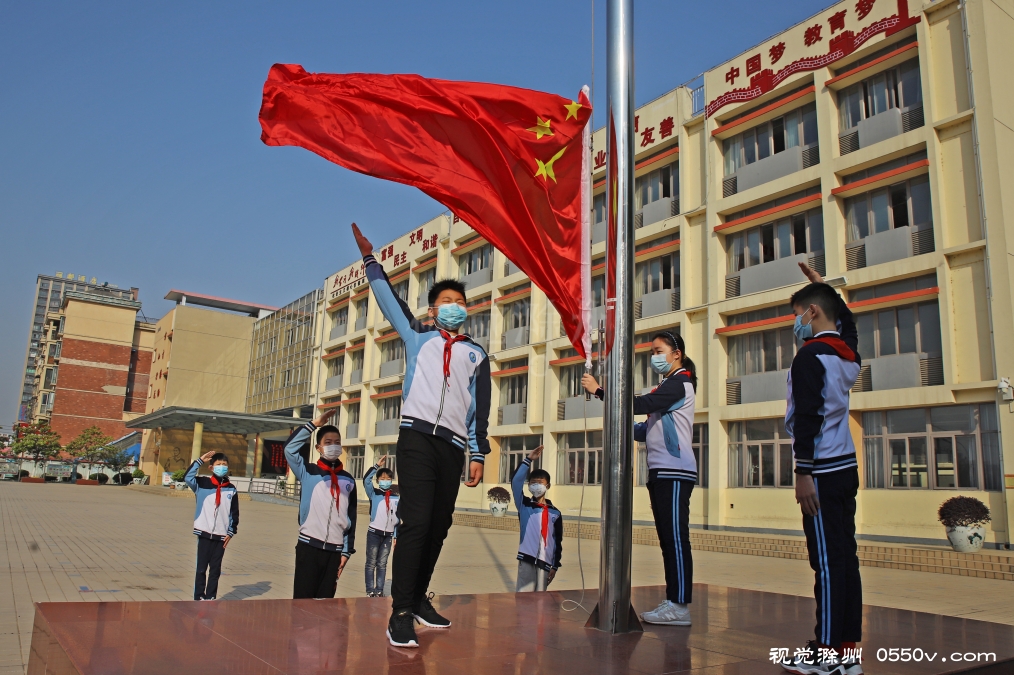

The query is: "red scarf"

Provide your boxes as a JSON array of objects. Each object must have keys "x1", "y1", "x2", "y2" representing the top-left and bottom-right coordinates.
[
  {"x1": 210, "y1": 475, "x2": 230, "y2": 506},
  {"x1": 384, "y1": 490, "x2": 391, "y2": 513},
  {"x1": 439, "y1": 329, "x2": 469, "y2": 379},
  {"x1": 316, "y1": 459, "x2": 344, "y2": 511},
  {"x1": 534, "y1": 502, "x2": 549, "y2": 552},
  {"x1": 807, "y1": 335, "x2": 858, "y2": 362}
]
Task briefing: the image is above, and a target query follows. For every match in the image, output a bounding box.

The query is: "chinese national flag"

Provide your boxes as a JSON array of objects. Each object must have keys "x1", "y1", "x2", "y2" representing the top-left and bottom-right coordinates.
[{"x1": 259, "y1": 64, "x2": 594, "y2": 359}]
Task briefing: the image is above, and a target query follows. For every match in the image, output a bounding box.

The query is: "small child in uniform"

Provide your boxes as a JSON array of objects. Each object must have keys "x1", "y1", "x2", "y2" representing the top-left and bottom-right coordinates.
[
  {"x1": 510, "y1": 445, "x2": 562, "y2": 591},
  {"x1": 363, "y1": 455, "x2": 399, "y2": 597},
  {"x1": 184, "y1": 451, "x2": 239, "y2": 601}
]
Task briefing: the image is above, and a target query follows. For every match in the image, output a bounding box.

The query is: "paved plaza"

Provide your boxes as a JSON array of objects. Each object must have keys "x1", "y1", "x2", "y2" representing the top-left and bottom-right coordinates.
[{"x1": 2, "y1": 483, "x2": 1011, "y2": 674}]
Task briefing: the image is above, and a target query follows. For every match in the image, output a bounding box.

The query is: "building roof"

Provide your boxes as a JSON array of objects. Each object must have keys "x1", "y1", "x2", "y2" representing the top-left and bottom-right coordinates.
[
  {"x1": 164, "y1": 290, "x2": 278, "y2": 317},
  {"x1": 125, "y1": 407, "x2": 310, "y2": 435},
  {"x1": 63, "y1": 290, "x2": 142, "y2": 311}
]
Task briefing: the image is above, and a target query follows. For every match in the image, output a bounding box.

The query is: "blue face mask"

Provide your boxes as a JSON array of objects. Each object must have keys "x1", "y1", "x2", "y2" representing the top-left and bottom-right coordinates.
[
  {"x1": 378, "y1": 479, "x2": 393, "y2": 490},
  {"x1": 650, "y1": 353, "x2": 672, "y2": 375},
  {"x1": 436, "y1": 303, "x2": 467, "y2": 330},
  {"x1": 794, "y1": 311, "x2": 814, "y2": 341},
  {"x1": 212, "y1": 465, "x2": 229, "y2": 478}
]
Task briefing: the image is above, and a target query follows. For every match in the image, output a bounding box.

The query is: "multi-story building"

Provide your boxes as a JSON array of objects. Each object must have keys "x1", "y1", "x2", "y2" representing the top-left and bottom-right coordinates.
[{"x1": 17, "y1": 273, "x2": 138, "y2": 424}]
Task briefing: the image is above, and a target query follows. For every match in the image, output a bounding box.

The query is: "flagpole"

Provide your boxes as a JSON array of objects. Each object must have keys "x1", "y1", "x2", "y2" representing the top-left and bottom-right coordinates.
[{"x1": 588, "y1": 0, "x2": 640, "y2": 634}]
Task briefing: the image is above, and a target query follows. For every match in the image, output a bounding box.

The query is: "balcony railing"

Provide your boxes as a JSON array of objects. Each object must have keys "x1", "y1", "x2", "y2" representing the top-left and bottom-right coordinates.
[
  {"x1": 839, "y1": 104, "x2": 924, "y2": 156},
  {"x1": 844, "y1": 225, "x2": 934, "y2": 271},
  {"x1": 501, "y1": 326, "x2": 530, "y2": 350},
  {"x1": 723, "y1": 143, "x2": 819, "y2": 197},
  {"x1": 498, "y1": 404, "x2": 526, "y2": 425},
  {"x1": 726, "y1": 252, "x2": 824, "y2": 298},
  {"x1": 851, "y1": 353, "x2": 943, "y2": 392}
]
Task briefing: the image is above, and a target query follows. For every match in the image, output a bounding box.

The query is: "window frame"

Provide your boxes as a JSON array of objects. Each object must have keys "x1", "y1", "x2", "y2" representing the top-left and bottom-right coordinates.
[
  {"x1": 727, "y1": 419, "x2": 796, "y2": 489},
  {"x1": 723, "y1": 103, "x2": 818, "y2": 176},
  {"x1": 726, "y1": 208, "x2": 824, "y2": 274},
  {"x1": 558, "y1": 431, "x2": 603, "y2": 485}
]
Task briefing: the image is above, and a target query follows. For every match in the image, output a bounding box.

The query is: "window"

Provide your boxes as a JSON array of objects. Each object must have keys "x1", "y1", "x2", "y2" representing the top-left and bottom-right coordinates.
[
  {"x1": 282, "y1": 369, "x2": 293, "y2": 387},
  {"x1": 268, "y1": 336, "x2": 278, "y2": 353},
  {"x1": 285, "y1": 327, "x2": 296, "y2": 346},
  {"x1": 727, "y1": 327, "x2": 798, "y2": 377},
  {"x1": 499, "y1": 434, "x2": 544, "y2": 483},
  {"x1": 726, "y1": 304, "x2": 795, "y2": 327},
  {"x1": 377, "y1": 389, "x2": 402, "y2": 421},
  {"x1": 592, "y1": 275, "x2": 605, "y2": 309},
  {"x1": 634, "y1": 252, "x2": 679, "y2": 300},
  {"x1": 462, "y1": 310, "x2": 490, "y2": 341},
  {"x1": 838, "y1": 59, "x2": 922, "y2": 130},
  {"x1": 344, "y1": 446, "x2": 366, "y2": 479},
  {"x1": 728, "y1": 419, "x2": 795, "y2": 488},
  {"x1": 845, "y1": 175, "x2": 931, "y2": 241},
  {"x1": 355, "y1": 298, "x2": 368, "y2": 322},
  {"x1": 349, "y1": 349, "x2": 364, "y2": 372},
  {"x1": 500, "y1": 373, "x2": 528, "y2": 407},
  {"x1": 637, "y1": 423, "x2": 708, "y2": 487},
  {"x1": 332, "y1": 307, "x2": 348, "y2": 330},
  {"x1": 559, "y1": 362, "x2": 586, "y2": 399},
  {"x1": 374, "y1": 444, "x2": 398, "y2": 480},
  {"x1": 392, "y1": 279, "x2": 409, "y2": 303},
  {"x1": 503, "y1": 297, "x2": 530, "y2": 329},
  {"x1": 593, "y1": 192, "x2": 606, "y2": 224},
  {"x1": 328, "y1": 356, "x2": 344, "y2": 380},
  {"x1": 381, "y1": 338, "x2": 404, "y2": 363},
  {"x1": 727, "y1": 209, "x2": 824, "y2": 274},
  {"x1": 558, "y1": 431, "x2": 603, "y2": 485},
  {"x1": 635, "y1": 163, "x2": 678, "y2": 211},
  {"x1": 459, "y1": 244, "x2": 492, "y2": 276},
  {"x1": 849, "y1": 274, "x2": 936, "y2": 302},
  {"x1": 855, "y1": 302, "x2": 941, "y2": 359},
  {"x1": 862, "y1": 405, "x2": 1001, "y2": 490},
  {"x1": 43, "y1": 367, "x2": 58, "y2": 389},
  {"x1": 417, "y1": 267, "x2": 436, "y2": 308},
  {"x1": 724, "y1": 103, "x2": 817, "y2": 175}
]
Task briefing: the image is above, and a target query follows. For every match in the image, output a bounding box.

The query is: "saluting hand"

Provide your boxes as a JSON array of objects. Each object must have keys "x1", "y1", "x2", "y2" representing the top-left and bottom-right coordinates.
[
  {"x1": 313, "y1": 408, "x2": 337, "y2": 428},
  {"x1": 528, "y1": 445, "x2": 544, "y2": 461},
  {"x1": 200, "y1": 451, "x2": 215, "y2": 463},
  {"x1": 798, "y1": 261, "x2": 823, "y2": 284},
  {"x1": 351, "y1": 223, "x2": 374, "y2": 257}
]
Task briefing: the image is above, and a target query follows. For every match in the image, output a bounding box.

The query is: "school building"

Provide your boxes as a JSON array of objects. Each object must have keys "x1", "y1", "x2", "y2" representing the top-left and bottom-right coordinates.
[{"x1": 309, "y1": 0, "x2": 1014, "y2": 548}]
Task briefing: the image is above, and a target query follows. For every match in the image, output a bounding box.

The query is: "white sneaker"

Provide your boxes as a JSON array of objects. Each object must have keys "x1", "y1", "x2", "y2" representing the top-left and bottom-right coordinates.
[{"x1": 640, "y1": 600, "x2": 691, "y2": 626}]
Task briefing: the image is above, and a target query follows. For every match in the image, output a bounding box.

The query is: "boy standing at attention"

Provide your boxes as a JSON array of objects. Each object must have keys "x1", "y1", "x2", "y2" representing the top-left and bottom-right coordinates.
[
  {"x1": 510, "y1": 445, "x2": 562, "y2": 592},
  {"x1": 184, "y1": 451, "x2": 239, "y2": 601},
  {"x1": 363, "y1": 455, "x2": 399, "y2": 597},
  {"x1": 783, "y1": 263, "x2": 863, "y2": 675},
  {"x1": 284, "y1": 408, "x2": 358, "y2": 599},
  {"x1": 352, "y1": 223, "x2": 490, "y2": 649}
]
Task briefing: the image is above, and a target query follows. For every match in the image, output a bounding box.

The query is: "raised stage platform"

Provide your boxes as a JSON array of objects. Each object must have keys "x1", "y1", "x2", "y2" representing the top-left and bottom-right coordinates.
[{"x1": 28, "y1": 584, "x2": 1014, "y2": 674}]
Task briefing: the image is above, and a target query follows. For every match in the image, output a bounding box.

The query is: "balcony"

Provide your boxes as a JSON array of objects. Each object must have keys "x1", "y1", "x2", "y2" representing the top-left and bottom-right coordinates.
[
  {"x1": 726, "y1": 252, "x2": 824, "y2": 298},
  {"x1": 324, "y1": 375, "x2": 343, "y2": 391},
  {"x1": 558, "y1": 396, "x2": 604, "y2": 420},
  {"x1": 844, "y1": 224, "x2": 934, "y2": 270},
  {"x1": 637, "y1": 289, "x2": 680, "y2": 319},
  {"x1": 354, "y1": 316, "x2": 367, "y2": 331},
  {"x1": 329, "y1": 323, "x2": 347, "y2": 341},
  {"x1": 592, "y1": 219, "x2": 606, "y2": 244},
  {"x1": 376, "y1": 418, "x2": 401, "y2": 437},
  {"x1": 724, "y1": 144, "x2": 819, "y2": 197},
  {"x1": 345, "y1": 423, "x2": 360, "y2": 439},
  {"x1": 379, "y1": 358, "x2": 404, "y2": 378},
  {"x1": 636, "y1": 197, "x2": 679, "y2": 230},
  {"x1": 349, "y1": 369, "x2": 363, "y2": 385},
  {"x1": 725, "y1": 370, "x2": 788, "y2": 406},
  {"x1": 498, "y1": 403, "x2": 526, "y2": 425},
  {"x1": 460, "y1": 267, "x2": 492, "y2": 290},
  {"x1": 839, "y1": 105, "x2": 924, "y2": 155},
  {"x1": 852, "y1": 352, "x2": 943, "y2": 392},
  {"x1": 502, "y1": 326, "x2": 530, "y2": 350},
  {"x1": 504, "y1": 261, "x2": 521, "y2": 277}
]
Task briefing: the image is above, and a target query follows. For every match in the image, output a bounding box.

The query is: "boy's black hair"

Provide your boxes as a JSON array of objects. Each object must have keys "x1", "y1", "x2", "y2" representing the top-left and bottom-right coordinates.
[
  {"x1": 377, "y1": 467, "x2": 394, "y2": 479},
  {"x1": 428, "y1": 279, "x2": 467, "y2": 306},
  {"x1": 529, "y1": 469, "x2": 552, "y2": 484},
  {"x1": 790, "y1": 282, "x2": 840, "y2": 322},
  {"x1": 316, "y1": 425, "x2": 341, "y2": 443},
  {"x1": 210, "y1": 452, "x2": 228, "y2": 464},
  {"x1": 653, "y1": 331, "x2": 699, "y2": 392},
  {"x1": 388, "y1": 485, "x2": 400, "y2": 496}
]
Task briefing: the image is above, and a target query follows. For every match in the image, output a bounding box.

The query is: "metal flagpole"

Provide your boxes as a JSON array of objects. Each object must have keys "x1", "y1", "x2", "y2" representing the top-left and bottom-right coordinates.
[{"x1": 587, "y1": 0, "x2": 640, "y2": 634}]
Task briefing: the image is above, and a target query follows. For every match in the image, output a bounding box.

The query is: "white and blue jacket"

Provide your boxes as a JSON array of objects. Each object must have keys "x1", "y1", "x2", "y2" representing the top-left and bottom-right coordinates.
[
  {"x1": 785, "y1": 296, "x2": 861, "y2": 475},
  {"x1": 595, "y1": 369, "x2": 697, "y2": 482},
  {"x1": 284, "y1": 422, "x2": 358, "y2": 555},
  {"x1": 364, "y1": 254, "x2": 491, "y2": 464},
  {"x1": 511, "y1": 458, "x2": 563, "y2": 571},
  {"x1": 184, "y1": 459, "x2": 239, "y2": 541},
  {"x1": 363, "y1": 465, "x2": 399, "y2": 536}
]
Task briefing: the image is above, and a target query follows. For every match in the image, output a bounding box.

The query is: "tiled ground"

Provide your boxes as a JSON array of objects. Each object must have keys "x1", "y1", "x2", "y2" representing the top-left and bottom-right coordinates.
[{"x1": 3, "y1": 482, "x2": 1012, "y2": 674}]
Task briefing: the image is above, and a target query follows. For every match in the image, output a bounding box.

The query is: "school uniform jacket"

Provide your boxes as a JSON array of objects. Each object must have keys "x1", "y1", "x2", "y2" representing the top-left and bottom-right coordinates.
[
  {"x1": 184, "y1": 459, "x2": 239, "y2": 541},
  {"x1": 364, "y1": 254, "x2": 491, "y2": 464},
  {"x1": 284, "y1": 422, "x2": 358, "y2": 555},
  {"x1": 785, "y1": 296, "x2": 862, "y2": 476},
  {"x1": 596, "y1": 369, "x2": 697, "y2": 482},
  {"x1": 363, "y1": 465, "x2": 399, "y2": 536},
  {"x1": 511, "y1": 458, "x2": 563, "y2": 571}
]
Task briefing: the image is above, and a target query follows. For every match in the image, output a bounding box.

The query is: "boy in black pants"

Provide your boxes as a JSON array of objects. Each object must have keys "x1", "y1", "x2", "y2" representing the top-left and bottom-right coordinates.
[
  {"x1": 783, "y1": 263, "x2": 863, "y2": 675},
  {"x1": 352, "y1": 223, "x2": 490, "y2": 649},
  {"x1": 184, "y1": 451, "x2": 239, "y2": 601}
]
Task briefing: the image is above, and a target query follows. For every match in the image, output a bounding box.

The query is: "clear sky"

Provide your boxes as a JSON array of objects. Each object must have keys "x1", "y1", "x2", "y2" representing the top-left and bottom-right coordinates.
[{"x1": 0, "y1": 0, "x2": 833, "y2": 430}]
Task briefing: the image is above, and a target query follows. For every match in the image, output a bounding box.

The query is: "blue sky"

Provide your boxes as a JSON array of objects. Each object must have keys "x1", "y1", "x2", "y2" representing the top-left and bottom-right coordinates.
[{"x1": 0, "y1": 0, "x2": 833, "y2": 429}]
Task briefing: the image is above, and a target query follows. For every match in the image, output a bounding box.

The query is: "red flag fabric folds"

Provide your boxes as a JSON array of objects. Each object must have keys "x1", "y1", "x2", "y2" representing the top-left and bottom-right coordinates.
[{"x1": 259, "y1": 64, "x2": 593, "y2": 357}]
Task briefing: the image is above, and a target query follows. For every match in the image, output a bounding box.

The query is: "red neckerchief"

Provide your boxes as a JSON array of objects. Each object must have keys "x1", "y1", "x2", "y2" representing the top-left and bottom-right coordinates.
[
  {"x1": 210, "y1": 475, "x2": 230, "y2": 506},
  {"x1": 806, "y1": 335, "x2": 858, "y2": 362},
  {"x1": 534, "y1": 501, "x2": 549, "y2": 550},
  {"x1": 439, "y1": 329, "x2": 469, "y2": 379},
  {"x1": 384, "y1": 490, "x2": 391, "y2": 513},
  {"x1": 316, "y1": 459, "x2": 344, "y2": 511}
]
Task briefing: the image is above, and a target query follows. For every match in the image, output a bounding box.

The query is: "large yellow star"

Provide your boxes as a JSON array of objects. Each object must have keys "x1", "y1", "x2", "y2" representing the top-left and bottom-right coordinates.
[
  {"x1": 564, "y1": 100, "x2": 583, "y2": 120},
  {"x1": 535, "y1": 146, "x2": 568, "y2": 183},
  {"x1": 526, "y1": 117, "x2": 553, "y2": 139}
]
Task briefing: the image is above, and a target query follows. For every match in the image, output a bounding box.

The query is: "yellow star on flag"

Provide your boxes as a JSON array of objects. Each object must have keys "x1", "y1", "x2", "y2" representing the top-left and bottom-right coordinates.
[
  {"x1": 535, "y1": 146, "x2": 568, "y2": 183},
  {"x1": 526, "y1": 117, "x2": 553, "y2": 139},
  {"x1": 564, "y1": 100, "x2": 583, "y2": 120}
]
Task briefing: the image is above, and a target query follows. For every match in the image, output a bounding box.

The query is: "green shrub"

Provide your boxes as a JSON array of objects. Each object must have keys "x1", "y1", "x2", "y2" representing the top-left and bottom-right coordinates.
[
  {"x1": 18, "y1": 470, "x2": 28, "y2": 478},
  {"x1": 938, "y1": 496, "x2": 991, "y2": 528},
  {"x1": 171, "y1": 470, "x2": 187, "y2": 482},
  {"x1": 132, "y1": 469, "x2": 145, "y2": 479},
  {"x1": 88, "y1": 473, "x2": 110, "y2": 484}
]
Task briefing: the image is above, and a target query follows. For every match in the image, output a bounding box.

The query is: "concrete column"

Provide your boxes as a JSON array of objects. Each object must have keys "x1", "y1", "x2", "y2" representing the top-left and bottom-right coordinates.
[
  {"x1": 190, "y1": 421, "x2": 204, "y2": 462},
  {"x1": 253, "y1": 434, "x2": 263, "y2": 478},
  {"x1": 287, "y1": 407, "x2": 301, "y2": 487}
]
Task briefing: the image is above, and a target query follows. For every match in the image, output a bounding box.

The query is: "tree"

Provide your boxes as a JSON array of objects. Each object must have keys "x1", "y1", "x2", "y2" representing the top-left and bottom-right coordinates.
[
  {"x1": 103, "y1": 449, "x2": 134, "y2": 480},
  {"x1": 65, "y1": 426, "x2": 113, "y2": 477},
  {"x1": 11, "y1": 422, "x2": 62, "y2": 477}
]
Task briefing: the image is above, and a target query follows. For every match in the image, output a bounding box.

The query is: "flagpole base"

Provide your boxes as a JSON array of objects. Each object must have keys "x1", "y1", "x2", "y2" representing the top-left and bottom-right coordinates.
[{"x1": 585, "y1": 601, "x2": 643, "y2": 634}]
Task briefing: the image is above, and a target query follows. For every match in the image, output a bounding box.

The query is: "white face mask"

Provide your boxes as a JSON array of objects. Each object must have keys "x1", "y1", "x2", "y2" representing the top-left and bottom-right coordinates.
[
  {"x1": 321, "y1": 444, "x2": 342, "y2": 461},
  {"x1": 528, "y1": 482, "x2": 547, "y2": 499}
]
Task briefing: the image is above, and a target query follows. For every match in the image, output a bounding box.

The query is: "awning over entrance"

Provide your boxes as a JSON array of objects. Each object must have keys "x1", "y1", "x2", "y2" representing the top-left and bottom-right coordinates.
[{"x1": 125, "y1": 407, "x2": 310, "y2": 435}]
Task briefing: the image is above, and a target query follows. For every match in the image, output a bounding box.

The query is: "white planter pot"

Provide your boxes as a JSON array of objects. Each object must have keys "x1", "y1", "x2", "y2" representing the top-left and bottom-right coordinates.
[
  {"x1": 489, "y1": 502, "x2": 509, "y2": 517},
  {"x1": 176, "y1": 481, "x2": 189, "y2": 491},
  {"x1": 945, "y1": 525, "x2": 986, "y2": 553}
]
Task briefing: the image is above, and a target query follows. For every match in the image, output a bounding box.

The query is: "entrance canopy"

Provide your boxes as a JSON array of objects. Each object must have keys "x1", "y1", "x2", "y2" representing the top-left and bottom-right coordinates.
[{"x1": 126, "y1": 407, "x2": 310, "y2": 435}]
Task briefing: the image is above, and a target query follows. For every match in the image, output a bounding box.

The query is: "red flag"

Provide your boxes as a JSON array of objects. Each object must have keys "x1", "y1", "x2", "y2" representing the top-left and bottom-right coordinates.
[{"x1": 259, "y1": 65, "x2": 594, "y2": 358}]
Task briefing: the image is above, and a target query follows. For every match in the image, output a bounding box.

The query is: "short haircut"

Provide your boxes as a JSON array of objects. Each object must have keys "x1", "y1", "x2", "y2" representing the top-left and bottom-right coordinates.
[
  {"x1": 210, "y1": 452, "x2": 228, "y2": 464},
  {"x1": 377, "y1": 467, "x2": 394, "y2": 480},
  {"x1": 529, "y1": 469, "x2": 552, "y2": 484},
  {"x1": 790, "y1": 282, "x2": 840, "y2": 322},
  {"x1": 428, "y1": 279, "x2": 467, "y2": 306},
  {"x1": 316, "y1": 425, "x2": 341, "y2": 444}
]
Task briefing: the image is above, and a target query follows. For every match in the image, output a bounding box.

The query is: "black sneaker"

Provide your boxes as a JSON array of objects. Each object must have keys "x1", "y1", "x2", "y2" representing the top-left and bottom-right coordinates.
[
  {"x1": 413, "y1": 592, "x2": 451, "y2": 628},
  {"x1": 386, "y1": 610, "x2": 419, "y2": 648}
]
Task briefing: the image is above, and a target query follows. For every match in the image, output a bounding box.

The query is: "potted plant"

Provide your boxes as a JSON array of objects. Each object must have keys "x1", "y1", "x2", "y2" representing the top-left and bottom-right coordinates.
[
  {"x1": 938, "y1": 496, "x2": 991, "y2": 553},
  {"x1": 486, "y1": 486, "x2": 511, "y2": 517},
  {"x1": 171, "y1": 469, "x2": 187, "y2": 490},
  {"x1": 132, "y1": 469, "x2": 146, "y2": 485}
]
